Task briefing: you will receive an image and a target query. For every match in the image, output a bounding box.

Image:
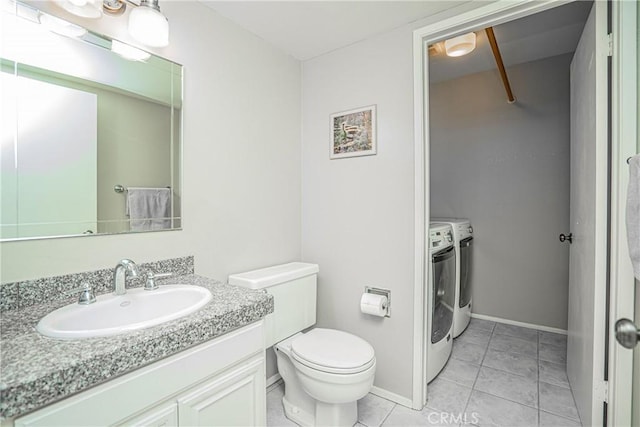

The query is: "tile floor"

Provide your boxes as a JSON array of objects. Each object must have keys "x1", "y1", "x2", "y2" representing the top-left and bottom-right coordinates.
[{"x1": 266, "y1": 318, "x2": 582, "y2": 427}]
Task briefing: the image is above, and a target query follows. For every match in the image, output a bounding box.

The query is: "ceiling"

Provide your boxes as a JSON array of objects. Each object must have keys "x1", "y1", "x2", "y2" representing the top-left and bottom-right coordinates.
[
  {"x1": 200, "y1": 1, "x2": 592, "y2": 78},
  {"x1": 199, "y1": 1, "x2": 469, "y2": 61},
  {"x1": 429, "y1": 1, "x2": 593, "y2": 83}
]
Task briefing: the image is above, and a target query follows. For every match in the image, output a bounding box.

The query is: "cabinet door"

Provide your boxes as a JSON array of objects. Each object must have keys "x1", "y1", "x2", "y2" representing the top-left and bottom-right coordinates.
[
  {"x1": 177, "y1": 355, "x2": 265, "y2": 427},
  {"x1": 115, "y1": 402, "x2": 178, "y2": 427}
]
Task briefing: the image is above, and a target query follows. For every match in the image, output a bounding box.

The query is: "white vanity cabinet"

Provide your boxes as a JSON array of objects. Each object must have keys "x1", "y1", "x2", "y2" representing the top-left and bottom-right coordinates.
[{"x1": 12, "y1": 322, "x2": 266, "y2": 427}]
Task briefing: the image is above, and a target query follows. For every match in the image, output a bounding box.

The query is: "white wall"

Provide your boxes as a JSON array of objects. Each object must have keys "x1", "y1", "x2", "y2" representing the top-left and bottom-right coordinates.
[
  {"x1": 0, "y1": 2, "x2": 302, "y2": 285},
  {"x1": 430, "y1": 54, "x2": 572, "y2": 330},
  {"x1": 301, "y1": 2, "x2": 485, "y2": 401}
]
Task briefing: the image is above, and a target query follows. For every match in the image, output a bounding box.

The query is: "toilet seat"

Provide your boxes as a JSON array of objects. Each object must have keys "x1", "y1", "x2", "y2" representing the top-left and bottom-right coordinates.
[{"x1": 291, "y1": 328, "x2": 375, "y2": 375}]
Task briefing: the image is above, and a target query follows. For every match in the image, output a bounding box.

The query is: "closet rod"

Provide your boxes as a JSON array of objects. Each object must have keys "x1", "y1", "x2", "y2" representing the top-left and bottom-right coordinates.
[{"x1": 485, "y1": 27, "x2": 515, "y2": 104}]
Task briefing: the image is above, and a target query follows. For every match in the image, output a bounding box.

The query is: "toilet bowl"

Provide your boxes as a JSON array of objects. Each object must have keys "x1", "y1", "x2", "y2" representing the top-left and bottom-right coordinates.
[
  {"x1": 275, "y1": 329, "x2": 376, "y2": 427},
  {"x1": 228, "y1": 262, "x2": 377, "y2": 427}
]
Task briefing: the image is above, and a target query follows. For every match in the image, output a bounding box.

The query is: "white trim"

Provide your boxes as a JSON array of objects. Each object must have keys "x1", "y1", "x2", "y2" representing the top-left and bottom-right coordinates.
[
  {"x1": 413, "y1": 0, "x2": 572, "y2": 45},
  {"x1": 470, "y1": 313, "x2": 567, "y2": 335},
  {"x1": 411, "y1": 21, "x2": 427, "y2": 410},
  {"x1": 411, "y1": 0, "x2": 574, "y2": 409},
  {"x1": 266, "y1": 373, "x2": 282, "y2": 392},
  {"x1": 608, "y1": 0, "x2": 638, "y2": 425},
  {"x1": 370, "y1": 386, "x2": 413, "y2": 409}
]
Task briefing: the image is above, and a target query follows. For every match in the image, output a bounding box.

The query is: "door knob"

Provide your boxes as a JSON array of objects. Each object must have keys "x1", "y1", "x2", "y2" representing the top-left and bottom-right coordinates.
[
  {"x1": 615, "y1": 318, "x2": 640, "y2": 349},
  {"x1": 559, "y1": 233, "x2": 573, "y2": 243}
]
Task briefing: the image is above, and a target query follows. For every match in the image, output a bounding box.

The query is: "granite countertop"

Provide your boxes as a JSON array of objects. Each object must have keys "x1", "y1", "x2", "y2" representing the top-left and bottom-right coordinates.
[{"x1": 0, "y1": 275, "x2": 274, "y2": 420}]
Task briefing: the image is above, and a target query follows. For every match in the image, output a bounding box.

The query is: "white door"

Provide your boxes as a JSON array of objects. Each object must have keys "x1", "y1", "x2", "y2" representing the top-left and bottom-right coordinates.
[{"x1": 566, "y1": 2, "x2": 609, "y2": 426}]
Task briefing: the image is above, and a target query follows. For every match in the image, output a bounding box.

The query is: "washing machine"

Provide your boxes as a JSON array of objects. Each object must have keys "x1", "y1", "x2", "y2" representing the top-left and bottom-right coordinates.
[
  {"x1": 432, "y1": 218, "x2": 473, "y2": 337},
  {"x1": 426, "y1": 223, "x2": 456, "y2": 383}
]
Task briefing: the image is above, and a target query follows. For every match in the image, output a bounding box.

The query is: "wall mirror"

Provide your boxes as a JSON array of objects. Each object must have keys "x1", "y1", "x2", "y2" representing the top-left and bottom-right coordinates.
[{"x1": 1, "y1": 1, "x2": 182, "y2": 241}]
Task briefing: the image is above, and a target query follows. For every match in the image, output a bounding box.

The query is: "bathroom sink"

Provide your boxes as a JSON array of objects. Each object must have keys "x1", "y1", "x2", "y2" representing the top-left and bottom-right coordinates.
[{"x1": 37, "y1": 285, "x2": 212, "y2": 339}]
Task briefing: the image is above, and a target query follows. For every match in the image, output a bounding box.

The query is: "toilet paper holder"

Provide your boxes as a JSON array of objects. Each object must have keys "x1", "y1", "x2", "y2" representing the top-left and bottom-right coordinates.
[{"x1": 364, "y1": 286, "x2": 391, "y2": 318}]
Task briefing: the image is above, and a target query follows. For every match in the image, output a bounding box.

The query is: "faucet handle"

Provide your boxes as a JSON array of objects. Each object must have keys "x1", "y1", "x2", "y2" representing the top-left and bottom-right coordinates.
[
  {"x1": 64, "y1": 283, "x2": 96, "y2": 305},
  {"x1": 144, "y1": 272, "x2": 172, "y2": 291}
]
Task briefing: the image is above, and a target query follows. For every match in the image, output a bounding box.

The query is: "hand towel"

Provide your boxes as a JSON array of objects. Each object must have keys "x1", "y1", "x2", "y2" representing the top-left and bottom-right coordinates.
[
  {"x1": 126, "y1": 187, "x2": 171, "y2": 231},
  {"x1": 626, "y1": 155, "x2": 640, "y2": 279}
]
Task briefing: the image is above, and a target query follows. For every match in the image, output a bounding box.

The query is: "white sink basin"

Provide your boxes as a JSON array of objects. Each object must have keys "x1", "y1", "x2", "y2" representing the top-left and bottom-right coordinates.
[{"x1": 37, "y1": 284, "x2": 212, "y2": 339}]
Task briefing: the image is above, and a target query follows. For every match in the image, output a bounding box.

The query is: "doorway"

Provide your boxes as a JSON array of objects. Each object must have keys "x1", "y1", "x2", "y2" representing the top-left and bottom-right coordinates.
[{"x1": 411, "y1": 0, "x2": 637, "y2": 425}]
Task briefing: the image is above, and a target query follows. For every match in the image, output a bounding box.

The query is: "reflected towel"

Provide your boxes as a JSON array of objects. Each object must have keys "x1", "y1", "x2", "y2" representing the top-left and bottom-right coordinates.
[
  {"x1": 126, "y1": 187, "x2": 171, "y2": 231},
  {"x1": 626, "y1": 155, "x2": 640, "y2": 279}
]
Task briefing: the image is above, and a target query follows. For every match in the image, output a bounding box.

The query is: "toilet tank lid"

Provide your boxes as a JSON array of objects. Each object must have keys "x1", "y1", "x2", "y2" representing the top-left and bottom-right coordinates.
[{"x1": 228, "y1": 262, "x2": 319, "y2": 289}]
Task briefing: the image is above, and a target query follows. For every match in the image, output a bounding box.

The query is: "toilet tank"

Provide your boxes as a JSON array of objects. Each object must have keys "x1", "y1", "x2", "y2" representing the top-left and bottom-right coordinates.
[{"x1": 228, "y1": 262, "x2": 319, "y2": 347}]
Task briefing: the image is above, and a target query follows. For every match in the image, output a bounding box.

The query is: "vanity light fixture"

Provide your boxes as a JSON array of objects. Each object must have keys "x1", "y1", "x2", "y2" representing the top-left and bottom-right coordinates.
[
  {"x1": 55, "y1": 0, "x2": 169, "y2": 47},
  {"x1": 111, "y1": 39, "x2": 151, "y2": 61},
  {"x1": 444, "y1": 32, "x2": 476, "y2": 57},
  {"x1": 56, "y1": 0, "x2": 103, "y2": 19}
]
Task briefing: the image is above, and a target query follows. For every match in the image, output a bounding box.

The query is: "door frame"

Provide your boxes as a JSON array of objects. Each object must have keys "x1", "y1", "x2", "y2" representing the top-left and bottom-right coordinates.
[
  {"x1": 608, "y1": 0, "x2": 637, "y2": 425},
  {"x1": 411, "y1": 1, "x2": 637, "y2": 421}
]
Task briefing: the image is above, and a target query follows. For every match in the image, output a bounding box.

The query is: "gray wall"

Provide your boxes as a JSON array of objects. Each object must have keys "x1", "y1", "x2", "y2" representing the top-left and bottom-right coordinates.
[
  {"x1": 430, "y1": 53, "x2": 572, "y2": 329},
  {"x1": 301, "y1": 2, "x2": 488, "y2": 401}
]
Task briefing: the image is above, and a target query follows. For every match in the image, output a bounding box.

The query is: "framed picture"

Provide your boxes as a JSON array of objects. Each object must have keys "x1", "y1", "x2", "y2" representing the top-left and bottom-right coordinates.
[{"x1": 330, "y1": 105, "x2": 377, "y2": 159}]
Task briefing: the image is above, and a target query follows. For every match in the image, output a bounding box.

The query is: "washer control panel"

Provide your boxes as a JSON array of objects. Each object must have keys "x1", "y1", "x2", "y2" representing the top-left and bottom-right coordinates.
[{"x1": 429, "y1": 225, "x2": 454, "y2": 250}]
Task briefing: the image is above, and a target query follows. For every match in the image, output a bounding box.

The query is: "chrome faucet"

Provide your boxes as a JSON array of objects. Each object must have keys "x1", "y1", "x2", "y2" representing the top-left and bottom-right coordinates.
[{"x1": 113, "y1": 259, "x2": 140, "y2": 296}]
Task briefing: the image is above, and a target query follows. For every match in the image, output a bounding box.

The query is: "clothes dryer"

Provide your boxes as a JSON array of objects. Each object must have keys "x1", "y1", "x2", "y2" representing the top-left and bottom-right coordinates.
[
  {"x1": 427, "y1": 223, "x2": 455, "y2": 383},
  {"x1": 432, "y1": 218, "x2": 473, "y2": 337}
]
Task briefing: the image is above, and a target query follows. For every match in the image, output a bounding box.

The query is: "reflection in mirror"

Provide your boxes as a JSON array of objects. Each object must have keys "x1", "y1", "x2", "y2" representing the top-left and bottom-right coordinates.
[{"x1": 1, "y1": 1, "x2": 182, "y2": 241}]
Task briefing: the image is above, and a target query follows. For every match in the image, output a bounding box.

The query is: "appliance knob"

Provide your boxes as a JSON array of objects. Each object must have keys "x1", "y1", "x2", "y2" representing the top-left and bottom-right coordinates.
[{"x1": 468, "y1": 226, "x2": 473, "y2": 233}]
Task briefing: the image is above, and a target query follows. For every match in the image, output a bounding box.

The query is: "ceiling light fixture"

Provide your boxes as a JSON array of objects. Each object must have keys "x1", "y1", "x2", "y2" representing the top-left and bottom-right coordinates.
[
  {"x1": 128, "y1": 0, "x2": 169, "y2": 48},
  {"x1": 444, "y1": 32, "x2": 476, "y2": 57}
]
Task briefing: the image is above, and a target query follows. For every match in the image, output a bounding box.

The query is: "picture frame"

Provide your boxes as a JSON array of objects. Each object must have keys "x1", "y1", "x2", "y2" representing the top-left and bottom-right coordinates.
[{"x1": 330, "y1": 105, "x2": 377, "y2": 159}]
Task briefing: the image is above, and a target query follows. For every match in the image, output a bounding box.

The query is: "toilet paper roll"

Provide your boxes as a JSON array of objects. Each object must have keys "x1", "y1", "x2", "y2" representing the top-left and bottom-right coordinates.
[{"x1": 360, "y1": 293, "x2": 388, "y2": 317}]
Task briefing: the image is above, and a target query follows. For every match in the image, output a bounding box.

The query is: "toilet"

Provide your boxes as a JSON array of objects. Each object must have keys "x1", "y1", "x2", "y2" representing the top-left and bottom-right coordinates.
[{"x1": 229, "y1": 263, "x2": 376, "y2": 427}]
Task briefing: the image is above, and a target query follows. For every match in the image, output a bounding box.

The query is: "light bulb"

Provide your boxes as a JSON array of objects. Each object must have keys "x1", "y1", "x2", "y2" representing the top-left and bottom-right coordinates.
[
  {"x1": 55, "y1": 0, "x2": 102, "y2": 18},
  {"x1": 128, "y1": 0, "x2": 169, "y2": 48}
]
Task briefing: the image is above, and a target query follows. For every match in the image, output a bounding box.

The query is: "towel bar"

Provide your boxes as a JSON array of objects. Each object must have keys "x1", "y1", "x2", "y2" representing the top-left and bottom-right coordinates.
[{"x1": 114, "y1": 185, "x2": 171, "y2": 193}]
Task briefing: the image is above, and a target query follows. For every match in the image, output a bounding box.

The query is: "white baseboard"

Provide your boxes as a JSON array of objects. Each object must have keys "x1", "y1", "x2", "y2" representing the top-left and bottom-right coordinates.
[
  {"x1": 266, "y1": 373, "x2": 282, "y2": 392},
  {"x1": 471, "y1": 313, "x2": 567, "y2": 335},
  {"x1": 370, "y1": 386, "x2": 413, "y2": 408}
]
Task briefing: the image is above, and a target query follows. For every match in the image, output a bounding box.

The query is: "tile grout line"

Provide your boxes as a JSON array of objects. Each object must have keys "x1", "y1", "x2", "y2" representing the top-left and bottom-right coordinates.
[
  {"x1": 538, "y1": 330, "x2": 541, "y2": 426},
  {"x1": 539, "y1": 409, "x2": 584, "y2": 425},
  {"x1": 377, "y1": 403, "x2": 397, "y2": 427},
  {"x1": 469, "y1": 329, "x2": 542, "y2": 413},
  {"x1": 462, "y1": 321, "x2": 495, "y2": 418}
]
